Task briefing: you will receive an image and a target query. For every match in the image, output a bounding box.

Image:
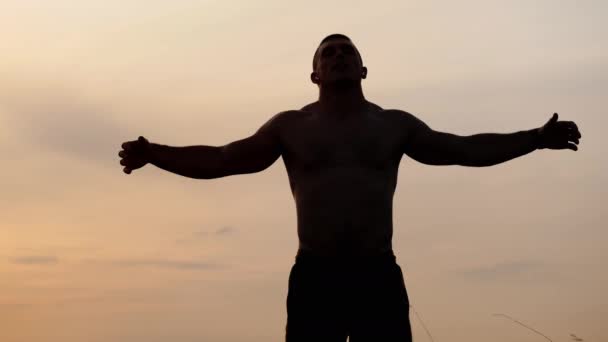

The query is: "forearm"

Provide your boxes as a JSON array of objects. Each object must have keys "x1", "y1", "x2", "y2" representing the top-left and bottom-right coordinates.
[
  {"x1": 462, "y1": 128, "x2": 541, "y2": 167},
  {"x1": 148, "y1": 143, "x2": 225, "y2": 179}
]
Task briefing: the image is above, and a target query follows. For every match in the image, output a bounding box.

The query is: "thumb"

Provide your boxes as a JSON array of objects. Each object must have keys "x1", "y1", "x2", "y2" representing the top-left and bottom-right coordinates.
[{"x1": 549, "y1": 112, "x2": 558, "y2": 124}]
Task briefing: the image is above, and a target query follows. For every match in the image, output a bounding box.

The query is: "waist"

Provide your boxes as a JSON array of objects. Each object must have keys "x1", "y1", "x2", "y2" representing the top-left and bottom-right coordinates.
[{"x1": 295, "y1": 247, "x2": 396, "y2": 266}]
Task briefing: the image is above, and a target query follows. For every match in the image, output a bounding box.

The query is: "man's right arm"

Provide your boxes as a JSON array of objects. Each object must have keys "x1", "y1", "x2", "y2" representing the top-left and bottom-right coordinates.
[
  {"x1": 145, "y1": 112, "x2": 286, "y2": 179},
  {"x1": 147, "y1": 144, "x2": 225, "y2": 179}
]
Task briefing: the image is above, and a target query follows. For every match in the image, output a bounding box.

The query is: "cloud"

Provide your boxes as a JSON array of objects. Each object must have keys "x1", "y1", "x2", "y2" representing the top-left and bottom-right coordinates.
[
  {"x1": 10, "y1": 255, "x2": 59, "y2": 265},
  {"x1": 57, "y1": 288, "x2": 159, "y2": 305},
  {"x1": 0, "y1": 77, "x2": 129, "y2": 165},
  {"x1": 110, "y1": 258, "x2": 224, "y2": 271},
  {"x1": 0, "y1": 303, "x2": 30, "y2": 310},
  {"x1": 208, "y1": 226, "x2": 236, "y2": 236},
  {"x1": 456, "y1": 260, "x2": 556, "y2": 282},
  {"x1": 176, "y1": 225, "x2": 237, "y2": 244}
]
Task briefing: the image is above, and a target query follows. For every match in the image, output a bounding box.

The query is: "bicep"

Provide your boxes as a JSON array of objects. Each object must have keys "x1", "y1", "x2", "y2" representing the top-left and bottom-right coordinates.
[
  {"x1": 220, "y1": 113, "x2": 284, "y2": 175},
  {"x1": 401, "y1": 112, "x2": 469, "y2": 166}
]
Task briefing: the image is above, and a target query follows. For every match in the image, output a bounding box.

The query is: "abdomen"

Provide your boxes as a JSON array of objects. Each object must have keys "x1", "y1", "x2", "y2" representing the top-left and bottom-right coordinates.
[{"x1": 292, "y1": 166, "x2": 396, "y2": 257}]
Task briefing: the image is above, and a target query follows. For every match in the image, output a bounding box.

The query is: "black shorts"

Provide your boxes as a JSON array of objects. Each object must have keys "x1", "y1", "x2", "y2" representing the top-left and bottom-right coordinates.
[{"x1": 285, "y1": 250, "x2": 412, "y2": 342}]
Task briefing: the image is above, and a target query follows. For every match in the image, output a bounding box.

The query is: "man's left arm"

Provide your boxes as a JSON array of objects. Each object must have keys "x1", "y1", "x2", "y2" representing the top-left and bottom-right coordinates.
[
  {"x1": 402, "y1": 112, "x2": 582, "y2": 167},
  {"x1": 464, "y1": 113, "x2": 582, "y2": 167}
]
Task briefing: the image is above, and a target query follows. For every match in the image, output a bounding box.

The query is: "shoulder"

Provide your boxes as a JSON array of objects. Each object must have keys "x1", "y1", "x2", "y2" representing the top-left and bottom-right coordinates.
[
  {"x1": 264, "y1": 109, "x2": 304, "y2": 124},
  {"x1": 381, "y1": 109, "x2": 428, "y2": 128},
  {"x1": 275, "y1": 109, "x2": 312, "y2": 123},
  {"x1": 367, "y1": 101, "x2": 384, "y2": 112},
  {"x1": 377, "y1": 109, "x2": 432, "y2": 144},
  {"x1": 380, "y1": 108, "x2": 413, "y2": 119},
  {"x1": 300, "y1": 102, "x2": 318, "y2": 112},
  {"x1": 258, "y1": 110, "x2": 309, "y2": 134}
]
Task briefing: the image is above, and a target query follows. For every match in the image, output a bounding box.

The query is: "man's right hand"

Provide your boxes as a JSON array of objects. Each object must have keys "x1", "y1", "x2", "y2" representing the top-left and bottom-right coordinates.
[{"x1": 119, "y1": 136, "x2": 151, "y2": 174}]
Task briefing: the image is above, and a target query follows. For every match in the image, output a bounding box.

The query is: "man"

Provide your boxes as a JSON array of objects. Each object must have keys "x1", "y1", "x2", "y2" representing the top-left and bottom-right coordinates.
[{"x1": 118, "y1": 34, "x2": 582, "y2": 341}]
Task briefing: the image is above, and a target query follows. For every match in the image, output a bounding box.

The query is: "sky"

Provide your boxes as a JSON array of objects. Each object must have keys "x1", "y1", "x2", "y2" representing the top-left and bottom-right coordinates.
[{"x1": 1, "y1": 0, "x2": 607, "y2": 341}]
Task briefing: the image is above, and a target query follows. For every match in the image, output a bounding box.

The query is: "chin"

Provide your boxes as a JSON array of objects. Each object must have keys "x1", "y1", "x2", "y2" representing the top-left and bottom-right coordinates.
[{"x1": 326, "y1": 78, "x2": 359, "y2": 87}]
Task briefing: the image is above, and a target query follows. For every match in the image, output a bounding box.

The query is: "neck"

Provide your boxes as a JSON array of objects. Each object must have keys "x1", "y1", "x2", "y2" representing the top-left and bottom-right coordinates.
[{"x1": 318, "y1": 80, "x2": 367, "y2": 118}]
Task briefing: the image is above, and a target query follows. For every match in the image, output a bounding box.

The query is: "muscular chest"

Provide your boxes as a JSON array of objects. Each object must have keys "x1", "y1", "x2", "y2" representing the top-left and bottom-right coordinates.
[{"x1": 282, "y1": 114, "x2": 404, "y2": 171}]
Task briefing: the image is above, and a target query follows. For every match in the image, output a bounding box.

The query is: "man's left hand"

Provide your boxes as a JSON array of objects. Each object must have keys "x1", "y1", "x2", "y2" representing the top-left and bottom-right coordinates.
[{"x1": 537, "y1": 113, "x2": 582, "y2": 151}]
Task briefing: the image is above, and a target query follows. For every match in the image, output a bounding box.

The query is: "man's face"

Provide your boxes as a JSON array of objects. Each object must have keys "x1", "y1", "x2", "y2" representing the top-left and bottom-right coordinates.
[{"x1": 312, "y1": 38, "x2": 365, "y2": 85}]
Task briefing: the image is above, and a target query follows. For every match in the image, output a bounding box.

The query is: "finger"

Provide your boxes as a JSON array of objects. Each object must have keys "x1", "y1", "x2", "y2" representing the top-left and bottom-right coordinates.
[
  {"x1": 138, "y1": 136, "x2": 147, "y2": 143},
  {"x1": 571, "y1": 122, "x2": 579, "y2": 132},
  {"x1": 568, "y1": 129, "x2": 581, "y2": 139},
  {"x1": 550, "y1": 113, "x2": 558, "y2": 123},
  {"x1": 557, "y1": 122, "x2": 575, "y2": 133},
  {"x1": 123, "y1": 167, "x2": 131, "y2": 174},
  {"x1": 566, "y1": 122, "x2": 581, "y2": 137},
  {"x1": 566, "y1": 142, "x2": 578, "y2": 151},
  {"x1": 121, "y1": 142, "x2": 132, "y2": 151},
  {"x1": 118, "y1": 150, "x2": 125, "y2": 158},
  {"x1": 571, "y1": 135, "x2": 579, "y2": 144},
  {"x1": 558, "y1": 125, "x2": 572, "y2": 137},
  {"x1": 567, "y1": 129, "x2": 582, "y2": 139},
  {"x1": 562, "y1": 121, "x2": 578, "y2": 131},
  {"x1": 120, "y1": 159, "x2": 127, "y2": 166}
]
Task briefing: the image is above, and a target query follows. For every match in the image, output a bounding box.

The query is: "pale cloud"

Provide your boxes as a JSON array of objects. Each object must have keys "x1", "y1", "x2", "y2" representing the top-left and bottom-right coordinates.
[
  {"x1": 214, "y1": 226, "x2": 236, "y2": 235},
  {"x1": 0, "y1": 78, "x2": 128, "y2": 165},
  {"x1": 175, "y1": 225, "x2": 238, "y2": 244},
  {"x1": 9, "y1": 255, "x2": 59, "y2": 265},
  {"x1": 0, "y1": 303, "x2": 30, "y2": 309},
  {"x1": 457, "y1": 260, "x2": 558, "y2": 282},
  {"x1": 191, "y1": 226, "x2": 237, "y2": 237},
  {"x1": 109, "y1": 258, "x2": 224, "y2": 271}
]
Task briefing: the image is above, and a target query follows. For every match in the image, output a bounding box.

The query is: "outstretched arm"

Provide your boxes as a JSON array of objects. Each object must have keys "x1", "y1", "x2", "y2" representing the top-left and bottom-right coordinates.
[
  {"x1": 401, "y1": 111, "x2": 582, "y2": 167},
  {"x1": 119, "y1": 112, "x2": 286, "y2": 178}
]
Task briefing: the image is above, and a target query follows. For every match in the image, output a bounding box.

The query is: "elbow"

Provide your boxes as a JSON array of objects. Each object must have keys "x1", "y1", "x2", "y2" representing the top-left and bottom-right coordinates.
[
  {"x1": 459, "y1": 160, "x2": 496, "y2": 167},
  {"x1": 196, "y1": 146, "x2": 231, "y2": 178},
  {"x1": 458, "y1": 155, "x2": 497, "y2": 167},
  {"x1": 459, "y1": 156, "x2": 501, "y2": 167},
  {"x1": 189, "y1": 169, "x2": 227, "y2": 179},
  {"x1": 455, "y1": 138, "x2": 496, "y2": 167}
]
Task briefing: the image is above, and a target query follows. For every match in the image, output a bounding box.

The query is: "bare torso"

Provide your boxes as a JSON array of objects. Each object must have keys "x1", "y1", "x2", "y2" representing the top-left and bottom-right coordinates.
[{"x1": 279, "y1": 102, "x2": 407, "y2": 257}]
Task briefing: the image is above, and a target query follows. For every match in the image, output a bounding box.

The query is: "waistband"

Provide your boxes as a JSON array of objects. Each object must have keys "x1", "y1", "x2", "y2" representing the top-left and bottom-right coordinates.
[{"x1": 295, "y1": 248, "x2": 396, "y2": 266}]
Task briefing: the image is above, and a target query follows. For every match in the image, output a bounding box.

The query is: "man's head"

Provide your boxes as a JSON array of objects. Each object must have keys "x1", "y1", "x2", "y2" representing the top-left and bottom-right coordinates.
[{"x1": 311, "y1": 34, "x2": 367, "y2": 87}]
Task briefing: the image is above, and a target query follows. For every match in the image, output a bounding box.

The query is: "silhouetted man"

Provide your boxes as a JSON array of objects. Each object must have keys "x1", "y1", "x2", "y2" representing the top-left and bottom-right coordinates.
[{"x1": 119, "y1": 34, "x2": 582, "y2": 341}]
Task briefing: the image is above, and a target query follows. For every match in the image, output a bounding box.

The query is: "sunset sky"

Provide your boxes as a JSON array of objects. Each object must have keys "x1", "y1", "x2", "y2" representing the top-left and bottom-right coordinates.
[{"x1": 1, "y1": 1, "x2": 607, "y2": 341}]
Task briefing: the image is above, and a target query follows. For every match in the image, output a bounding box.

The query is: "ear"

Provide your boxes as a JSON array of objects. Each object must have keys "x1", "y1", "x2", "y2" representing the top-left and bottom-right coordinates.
[
  {"x1": 310, "y1": 72, "x2": 319, "y2": 84},
  {"x1": 361, "y1": 66, "x2": 368, "y2": 79}
]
